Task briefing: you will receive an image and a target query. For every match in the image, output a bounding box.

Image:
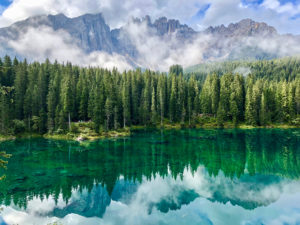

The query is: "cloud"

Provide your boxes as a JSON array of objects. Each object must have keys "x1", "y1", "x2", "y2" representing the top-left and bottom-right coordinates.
[
  {"x1": 6, "y1": 26, "x2": 132, "y2": 71},
  {"x1": 262, "y1": 0, "x2": 300, "y2": 16},
  {"x1": 233, "y1": 67, "x2": 252, "y2": 77},
  {"x1": 197, "y1": 0, "x2": 300, "y2": 34},
  {"x1": 120, "y1": 19, "x2": 300, "y2": 71},
  {"x1": 0, "y1": 0, "x2": 204, "y2": 29},
  {"x1": 120, "y1": 20, "x2": 214, "y2": 71},
  {"x1": 245, "y1": 34, "x2": 300, "y2": 55}
]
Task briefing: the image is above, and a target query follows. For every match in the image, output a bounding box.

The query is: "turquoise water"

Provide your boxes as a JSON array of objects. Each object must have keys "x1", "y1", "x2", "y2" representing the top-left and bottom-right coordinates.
[{"x1": 0, "y1": 129, "x2": 299, "y2": 225}]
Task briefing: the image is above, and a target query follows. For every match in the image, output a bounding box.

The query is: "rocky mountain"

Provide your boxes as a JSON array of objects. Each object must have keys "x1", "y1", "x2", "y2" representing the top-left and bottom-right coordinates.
[
  {"x1": 0, "y1": 13, "x2": 298, "y2": 69},
  {"x1": 204, "y1": 18, "x2": 278, "y2": 37},
  {"x1": 0, "y1": 13, "x2": 115, "y2": 53},
  {"x1": 132, "y1": 15, "x2": 197, "y2": 38}
]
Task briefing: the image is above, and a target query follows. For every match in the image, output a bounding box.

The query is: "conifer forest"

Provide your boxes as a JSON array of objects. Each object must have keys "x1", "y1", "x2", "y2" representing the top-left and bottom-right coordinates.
[{"x1": 0, "y1": 56, "x2": 299, "y2": 135}]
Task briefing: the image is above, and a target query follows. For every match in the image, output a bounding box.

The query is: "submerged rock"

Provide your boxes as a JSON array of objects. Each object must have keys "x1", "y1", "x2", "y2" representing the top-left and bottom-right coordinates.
[{"x1": 76, "y1": 136, "x2": 88, "y2": 142}]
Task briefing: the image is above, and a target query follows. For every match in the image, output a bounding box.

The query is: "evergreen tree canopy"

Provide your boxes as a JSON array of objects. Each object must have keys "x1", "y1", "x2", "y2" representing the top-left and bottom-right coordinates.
[{"x1": 0, "y1": 56, "x2": 298, "y2": 135}]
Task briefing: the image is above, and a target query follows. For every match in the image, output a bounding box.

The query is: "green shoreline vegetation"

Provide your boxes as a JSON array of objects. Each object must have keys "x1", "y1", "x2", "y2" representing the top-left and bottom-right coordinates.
[
  {"x1": 0, "y1": 56, "x2": 298, "y2": 143},
  {"x1": 0, "y1": 121, "x2": 298, "y2": 142}
]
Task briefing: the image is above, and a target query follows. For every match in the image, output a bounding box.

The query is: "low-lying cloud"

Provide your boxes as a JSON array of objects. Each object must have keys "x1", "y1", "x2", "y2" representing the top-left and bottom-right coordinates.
[
  {"x1": 6, "y1": 26, "x2": 132, "y2": 71},
  {"x1": 121, "y1": 20, "x2": 213, "y2": 71},
  {"x1": 233, "y1": 67, "x2": 252, "y2": 77},
  {"x1": 120, "y1": 19, "x2": 300, "y2": 71}
]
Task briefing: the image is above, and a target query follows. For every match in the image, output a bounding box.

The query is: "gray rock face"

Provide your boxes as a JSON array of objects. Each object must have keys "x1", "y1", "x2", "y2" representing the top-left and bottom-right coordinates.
[
  {"x1": 148, "y1": 16, "x2": 196, "y2": 39},
  {"x1": 0, "y1": 13, "x2": 115, "y2": 53},
  {"x1": 49, "y1": 13, "x2": 115, "y2": 53},
  {"x1": 205, "y1": 18, "x2": 278, "y2": 37}
]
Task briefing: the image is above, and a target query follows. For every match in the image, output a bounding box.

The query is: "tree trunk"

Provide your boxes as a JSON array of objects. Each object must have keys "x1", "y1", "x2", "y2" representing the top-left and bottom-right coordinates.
[
  {"x1": 68, "y1": 112, "x2": 71, "y2": 131},
  {"x1": 123, "y1": 114, "x2": 126, "y2": 128},
  {"x1": 28, "y1": 115, "x2": 31, "y2": 132}
]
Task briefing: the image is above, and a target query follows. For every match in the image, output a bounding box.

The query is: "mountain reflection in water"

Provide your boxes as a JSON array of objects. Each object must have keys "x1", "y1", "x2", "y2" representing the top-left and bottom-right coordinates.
[{"x1": 0, "y1": 129, "x2": 299, "y2": 225}]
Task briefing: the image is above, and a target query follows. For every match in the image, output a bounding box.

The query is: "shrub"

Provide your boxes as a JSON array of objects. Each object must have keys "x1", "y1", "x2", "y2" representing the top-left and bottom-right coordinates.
[
  {"x1": 70, "y1": 123, "x2": 79, "y2": 133},
  {"x1": 12, "y1": 119, "x2": 26, "y2": 134},
  {"x1": 54, "y1": 128, "x2": 65, "y2": 134},
  {"x1": 31, "y1": 116, "x2": 40, "y2": 132},
  {"x1": 291, "y1": 117, "x2": 300, "y2": 126}
]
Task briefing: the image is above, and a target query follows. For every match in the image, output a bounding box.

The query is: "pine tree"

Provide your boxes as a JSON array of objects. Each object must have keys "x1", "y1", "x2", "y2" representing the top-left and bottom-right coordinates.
[
  {"x1": 259, "y1": 92, "x2": 267, "y2": 126},
  {"x1": 141, "y1": 73, "x2": 151, "y2": 124},
  {"x1": 158, "y1": 76, "x2": 166, "y2": 127},
  {"x1": 211, "y1": 74, "x2": 220, "y2": 115},
  {"x1": 0, "y1": 86, "x2": 14, "y2": 133},
  {"x1": 169, "y1": 65, "x2": 183, "y2": 76},
  {"x1": 200, "y1": 75, "x2": 212, "y2": 114},
  {"x1": 61, "y1": 65, "x2": 75, "y2": 131},
  {"x1": 14, "y1": 62, "x2": 28, "y2": 120},
  {"x1": 2, "y1": 55, "x2": 13, "y2": 86},
  {"x1": 105, "y1": 97, "x2": 113, "y2": 131},
  {"x1": 151, "y1": 87, "x2": 157, "y2": 124},
  {"x1": 295, "y1": 79, "x2": 300, "y2": 115},
  {"x1": 169, "y1": 75, "x2": 177, "y2": 122},
  {"x1": 47, "y1": 71, "x2": 61, "y2": 132},
  {"x1": 122, "y1": 74, "x2": 131, "y2": 128},
  {"x1": 77, "y1": 70, "x2": 89, "y2": 121},
  {"x1": 217, "y1": 102, "x2": 226, "y2": 127},
  {"x1": 281, "y1": 81, "x2": 289, "y2": 122}
]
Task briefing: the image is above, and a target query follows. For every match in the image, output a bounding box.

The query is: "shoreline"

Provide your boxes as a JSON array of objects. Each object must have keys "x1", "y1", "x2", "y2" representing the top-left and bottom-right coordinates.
[{"x1": 0, "y1": 123, "x2": 298, "y2": 142}]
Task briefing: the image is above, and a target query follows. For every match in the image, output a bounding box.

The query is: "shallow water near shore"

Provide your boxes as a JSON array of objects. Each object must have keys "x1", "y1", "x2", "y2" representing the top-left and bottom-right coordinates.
[{"x1": 0, "y1": 129, "x2": 299, "y2": 225}]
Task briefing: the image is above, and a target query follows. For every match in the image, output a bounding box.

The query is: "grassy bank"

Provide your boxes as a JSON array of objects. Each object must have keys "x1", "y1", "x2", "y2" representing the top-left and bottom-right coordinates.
[
  {"x1": 44, "y1": 122, "x2": 131, "y2": 141},
  {"x1": 0, "y1": 122, "x2": 130, "y2": 142},
  {"x1": 44, "y1": 129, "x2": 130, "y2": 141},
  {"x1": 0, "y1": 135, "x2": 16, "y2": 141}
]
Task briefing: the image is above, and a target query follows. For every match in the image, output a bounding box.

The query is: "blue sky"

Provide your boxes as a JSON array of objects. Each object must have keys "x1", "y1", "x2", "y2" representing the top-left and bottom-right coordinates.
[
  {"x1": 0, "y1": 0, "x2": 11, "y2": 7},
  {"x1": 0, "y1": 0, "x2": 299, "y2": 34}
]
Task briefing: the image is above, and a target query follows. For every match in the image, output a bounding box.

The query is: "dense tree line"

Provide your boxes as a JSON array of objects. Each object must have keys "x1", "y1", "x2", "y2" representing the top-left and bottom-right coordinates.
[
  {"x1": 186, "y1": 57, "x2": 300, "y2": 82},
  {"x1": 0, "y1": 56, "x2": 299, "y2": 134}
]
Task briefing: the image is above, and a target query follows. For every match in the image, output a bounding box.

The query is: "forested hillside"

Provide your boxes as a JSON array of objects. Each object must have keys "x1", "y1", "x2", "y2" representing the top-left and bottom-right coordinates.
[
  {"x1": 185, "y1": 57, "x2": 300, "y2": 81},
  {"x1": 0, "y1": 56, "x2": 299, "y2": 135}
]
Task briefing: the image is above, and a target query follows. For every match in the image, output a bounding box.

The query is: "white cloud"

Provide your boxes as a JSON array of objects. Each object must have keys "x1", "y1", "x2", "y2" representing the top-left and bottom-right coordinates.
[
  {"x1": 121, "y1": 21, "x2": 213, "y2": 71},
  {"x1": 0, "y1": 0, "x2": 204, "y2": 29},
  {"x1": 0, "y1": 0, "x2": 299, "y2": 34},
  {"x1": 120, "y1": 19, "x2": 300, "y2": 71},
  {"x1": 200, "y1": 0, "x2": 300, "y2": 34},
  {"x1": 262, "y1": 0, "x2": 300, "y2": 15},
  {"x1": 233, "y1": 67, "x2": 252, "y2": 77}
]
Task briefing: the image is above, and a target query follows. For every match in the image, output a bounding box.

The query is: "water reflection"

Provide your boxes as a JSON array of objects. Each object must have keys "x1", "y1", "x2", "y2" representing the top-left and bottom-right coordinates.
[{"x1": 0, "y1": 129, "x2": 299, "y2": 225}]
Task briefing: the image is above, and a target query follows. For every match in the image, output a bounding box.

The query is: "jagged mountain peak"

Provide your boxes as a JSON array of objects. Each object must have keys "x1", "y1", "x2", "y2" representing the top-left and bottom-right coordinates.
[
  {"x1": 205, "y1": 18, "x2": 278, "y2": 37},
  {"x1": 127, "y1": 15, "x2": 196, "y2": 39},
  {"x1": 153, "y1": 16, "x2": 195, "y2": 36}
]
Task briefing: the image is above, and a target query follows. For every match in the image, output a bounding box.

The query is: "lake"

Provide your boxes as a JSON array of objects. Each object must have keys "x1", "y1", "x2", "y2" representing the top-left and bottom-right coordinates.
[{"x1": 0, "y1": 129, "x2": 299, "y2": 225}]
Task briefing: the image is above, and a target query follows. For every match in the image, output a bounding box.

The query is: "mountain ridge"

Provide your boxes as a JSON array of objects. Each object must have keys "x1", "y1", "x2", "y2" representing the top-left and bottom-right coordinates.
[{"x1": 0, "y1": 13, "x2": 298, "y2": 69}]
